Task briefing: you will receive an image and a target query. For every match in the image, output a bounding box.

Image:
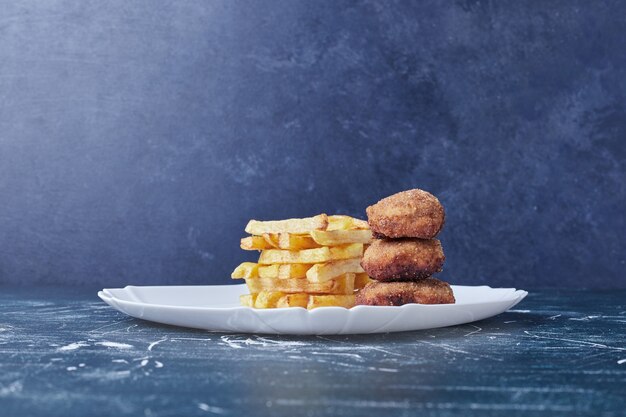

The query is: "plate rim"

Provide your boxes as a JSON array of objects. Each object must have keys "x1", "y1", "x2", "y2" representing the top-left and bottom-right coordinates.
[{"x1": 98, "y1": 284, "x2": 529, "y2": 313}]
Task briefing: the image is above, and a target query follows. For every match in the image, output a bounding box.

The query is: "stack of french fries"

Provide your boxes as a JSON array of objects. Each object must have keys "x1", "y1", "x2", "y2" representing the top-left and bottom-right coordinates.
[{"x1": 232, "y1": 214, "x2": 373, "y2": 309}]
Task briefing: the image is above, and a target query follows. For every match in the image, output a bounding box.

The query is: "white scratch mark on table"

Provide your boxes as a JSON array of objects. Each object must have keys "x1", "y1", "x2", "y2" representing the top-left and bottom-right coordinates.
[
  {"x1": 57, "y1": 341, "x2": 89, "y2": 351},
  {"x1": 464, "y1": 325, "x2": 482, "y2": 337},
  {"x1": 95, "y1": 341, "x2": 134, "y2": 349},
  {"x1": 147, "y1": 337, "x2": 168, "y2": 351},
  {"x1": 0, "y1": 381, "x2": 23, "y2": 397},
  {"x1": 524, "y1": 331, "x2": 626, "y2": 352},
  {"x1": 316, "y1": 336, "x2": 414, "y2": 359},
  {"x1": 220, "y1": 335, "x2": 308, "y2": 349},
  {"x1": 311, "y1": 352, "x2": 363, "y2": 360},
  {"x1": 197, "y1": 402, "x2": 228, "y2": 414},
  {"x1": 88, "y1": 318, "x2": 134, "y2": 335}
]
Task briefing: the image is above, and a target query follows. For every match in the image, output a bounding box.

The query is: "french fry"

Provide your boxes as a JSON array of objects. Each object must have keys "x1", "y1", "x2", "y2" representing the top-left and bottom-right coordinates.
[
  {"x1": 327, "y1": 215, "x2": 369, "y2": 231},
  {"x1": 307, "y1": 294, "x2": 355, "y2": 309},
  {"x1": 245, "y1": 214, "x2": 328, "y2": 235},
  {"x1": 262, "y1": 234, "x2": 280, "y2": 248},
  {"x1": 277, "y1": 233, "x2": 320, "y2": 250},
  {"x1": 276, "y1": 293, "x2": 309, "y2": 308},
  {"x1": 310, "y1": 229, "x2": 373, "y2": 246},
  {"x1": 239, "y1": 293, "x2": 257, "y2": 307},
  {"x1": 306, "y1": 259, "x2": 364, "y2": 283},
  {"x1": 354, "y1": 272, "x2": 373, "y2": 289},
  {"x1": 258, "y1": 263, "x2": 313, "y2": 279},
  {"x1": 245, "y1": 273, "x2": 355, "y2": 295},
  {"x1": 240, "y1": 236, "x2": 275, "y2": 251},
  {"x1": 257, "y1": 243, "x2": 363, "y2": 265},
  {"x1": 231, "y1": 262, "x2": 259, "y2": 279},
  {"x1": 254, "y1": 291, "x2": 286, "y2": 308}
]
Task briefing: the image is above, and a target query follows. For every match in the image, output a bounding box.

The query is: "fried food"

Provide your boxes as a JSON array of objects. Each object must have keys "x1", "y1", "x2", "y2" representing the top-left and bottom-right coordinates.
[
  {"x1": 245, "y1": 214, "x2": 328, "y2": 235},
  {"x1": 307, "y1": 294, "x2": 355, "y2": 309},
  {"x1": 231, "y1": 262, "x2": 259, "y2": 279},
  {"x1": 361, "y1": 238, "x2": 445, "y2": 281},
  {"x1": 306, "y1": 258, "x2": 364, "y2": 283},
  {"x1": 258, "y1": 263, "x2": 312, "y2": 279},
  {"x1": 355, "y1": 277, "x2": 455, "y2": 306},
  {"x1": 276, "y1": 233, "x2": 320, "y2": 250},
  {"x1": 236, "y1": 214, "x2": 370, "y2": 309},
  {"x1": 258, "y1": 243, "x2": 363, "y2": 265},
  {"x1": 366, "y1": 189, "x2": 445, "y2": 239},
  {"x1": 276, "y1": 293, "x2": 309, "y2": 308},
  {"x1": 354, "y1": 272, "x2": 373, "y2": 289},
  {"x1": 242, "y1": 291, "x2": 355, "y2": 309},
  {"x1": 239, "y1": 293, "x2": 257, "y2": 307},
  {"x1": 310, "y1": 229, "x2": 373, "y2": 246},
  {"x1": 240, "y1": 236, "x2": 275, "y2": 251},
  {"x1": 245, "y1": 273, "x2": 355, "y2": 295},
  {"x1": 254, "y1": 291, "x2": 287, "y2": 308},
  {"x1": 327, "y1": 215, "x2": 369, "y2": 231}
]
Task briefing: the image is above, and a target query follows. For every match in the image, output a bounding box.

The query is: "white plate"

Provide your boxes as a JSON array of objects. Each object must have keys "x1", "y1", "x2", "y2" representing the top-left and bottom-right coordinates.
[{"x1": 97, "y1": 284, "x2": 527, "y2": 335}]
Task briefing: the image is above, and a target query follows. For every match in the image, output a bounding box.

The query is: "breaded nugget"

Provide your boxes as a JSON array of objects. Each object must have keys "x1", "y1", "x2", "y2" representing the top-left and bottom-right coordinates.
[
  {"x1": 355, "y1": 278, "x2": 455, "y2": 306},
  {"x1": 361, "y1": 238, "x2": 444, "y2": 281},
  {"x1": 366, "y1": 189, "x2": 445, "y2": 239}
]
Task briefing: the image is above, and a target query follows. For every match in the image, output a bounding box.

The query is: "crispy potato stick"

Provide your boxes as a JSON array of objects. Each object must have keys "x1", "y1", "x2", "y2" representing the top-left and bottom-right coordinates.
[
  {"x1": 257, "y1": 243, "x2": 363, "y2": 265},
  {"x1": 310, "y1": 229, "x2": 373, "y2": 246},
  {"x1": 262, "y1": 234, "x2": 280, "y2": 248},
  {"x1": 246, "y1": 273, "x2": 355, "y2": 295},
  {"x1": 239, "y1": 294, "x2": 257, "y2": 307},
  {"x1": 240, "y1": 236, "x2": 274, "y2": 251},
  {"x1": 307, "y1": 294, "x2": 355, "y2": 309},
  {"x1": 276, "y1": 293, "x2": 309, "y2": 308},
  {"x1": 254, "y1": 291, "x2": 286, "y2": 308},
  {"x1": 354, "y1": 273, "x2": 373, "y2": 290},
  {"x1": 245, "y1": 214, "x2": 328, "y2": 235},
  {"x1": 231, "y1": 262, "x2": 259, "y2": 279},
  {"x1": 258, "y1": 263, "x2": 313, "y2": 279},
  {"x1": 277, "y1": 233, "x2": 320, "y2": 250},
  {"x1": 327, "y1": 215, "x2": 369, "y2": 231},
  {"x1": 306, "y1": 259, "x2": 364, "y2": 283}
]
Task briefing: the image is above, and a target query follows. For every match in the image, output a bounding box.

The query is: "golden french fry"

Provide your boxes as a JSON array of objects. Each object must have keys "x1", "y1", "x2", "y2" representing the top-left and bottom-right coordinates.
[
  {"x1": 310, "y1": 229, "x2": 373, "y2": 246},
  {"x1": 257, "y1": 243, "x2": 363, "y2": 265},
  {"x1": 231, "y1": 262, "x2": 259, "y2": 279},
  {"x1": 254, "y1": 291, "x2": 285, "y2": 308},
  {"x1": 306, "y1": 258, "x2": 364, "y2": 283},
  {"x1": 262, "y1": 234, "x2": 280, "y2": 248},
  {"x1": 327, "y1": 215, "x2": 369, "y2": 231},
  {"x1": 276, "y1": 293, "x2": 309, "y2": 308},
  {"x1": 240, "y1": 236, "x2": 274, "y2": 251},
  {"x1": 245, "y1": 273, "x2": 355, "y2": 295},
  {"x1": 258, "y1": 263, "x2": 313, "y2": 279},
  {"x1": 277, "y1": 233, "x2": 320, "y2": 250},
  {"x1": 245, "y1": 214, "x2": 328, "y2": 235},
  {"x1": 307, "y1": 294, "x2": 355, "y2": 309},
  {"x1": 240, "y1": 293, "x2": 257, "y2": 307},
  {"x1": 354, "y1": 273, "x2": 373, "y2": 289}
]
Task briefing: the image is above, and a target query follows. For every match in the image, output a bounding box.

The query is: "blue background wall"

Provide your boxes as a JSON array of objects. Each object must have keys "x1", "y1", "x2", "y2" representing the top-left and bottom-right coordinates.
[{"x1": 0, "y1": 1, "x2": 624, "y2": 288}]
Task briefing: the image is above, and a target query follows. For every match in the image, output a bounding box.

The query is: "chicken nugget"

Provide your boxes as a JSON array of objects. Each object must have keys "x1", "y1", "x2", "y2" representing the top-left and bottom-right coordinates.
[
  {"x1": 366, "y1": 189, "x2": 445, "y2": 239},
  {"x1": 361, "y1": 238, "x2": 444, "y2": 281},
  {"x1": 355, "y1": 278, "x2": 455, "y2": 306}
]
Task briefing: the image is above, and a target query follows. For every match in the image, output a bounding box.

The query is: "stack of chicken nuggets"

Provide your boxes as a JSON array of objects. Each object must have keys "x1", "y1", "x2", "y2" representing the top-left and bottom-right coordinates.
[
  {"x1": 232, "y1": 214, "x2": 373, "y2": 309},
  {"x1": 357, "y1": 189, "x2": 456, "y2": 306}
]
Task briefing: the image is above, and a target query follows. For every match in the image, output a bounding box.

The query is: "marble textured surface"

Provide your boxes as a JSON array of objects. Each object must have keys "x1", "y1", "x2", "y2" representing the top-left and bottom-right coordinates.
[
  {"x1": 0, "y1": 1, "x2": 624, "y2": 287},
  {"x1": 1, "y1": 287, "x2": 625, "y2": 416}
]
